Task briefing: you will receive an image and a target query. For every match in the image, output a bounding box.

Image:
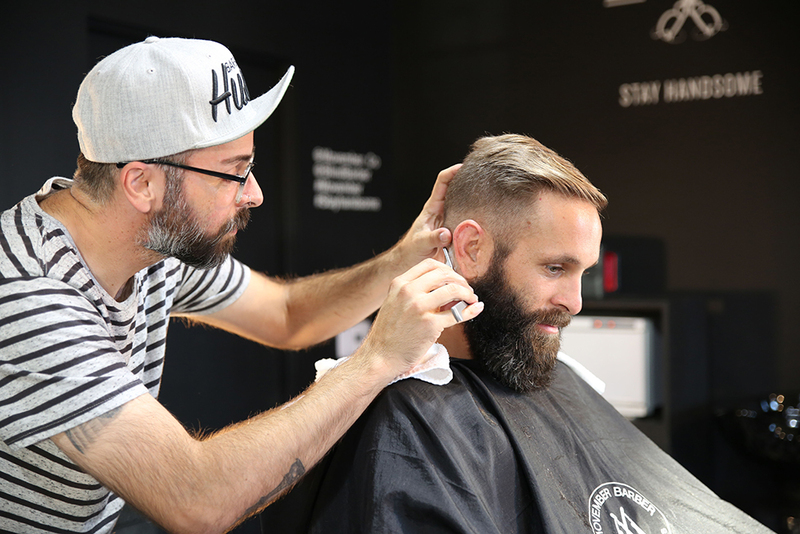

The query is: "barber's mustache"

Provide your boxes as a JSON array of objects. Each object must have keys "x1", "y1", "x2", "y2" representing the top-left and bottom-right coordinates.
[{"x1": 221, "y1": 208, "x2": 251, "y2": 235}]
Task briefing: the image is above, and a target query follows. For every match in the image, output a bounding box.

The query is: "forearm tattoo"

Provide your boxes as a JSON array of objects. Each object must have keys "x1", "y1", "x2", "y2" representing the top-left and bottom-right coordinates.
[
  {"x1": 64, "y1": 406, "x2": 123, "y2": 454},
  {"x1": 266, "y1": 458, "x2": 306, "y2": 501},
  {"x1": 241, "y1": 458, "x2": 306, "y2": 519}
]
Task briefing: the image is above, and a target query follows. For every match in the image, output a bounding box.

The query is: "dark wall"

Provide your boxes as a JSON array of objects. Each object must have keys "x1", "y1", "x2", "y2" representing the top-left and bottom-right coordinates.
[{"x1": 0, "y1": 3, "x2": 85, "y2": 206}]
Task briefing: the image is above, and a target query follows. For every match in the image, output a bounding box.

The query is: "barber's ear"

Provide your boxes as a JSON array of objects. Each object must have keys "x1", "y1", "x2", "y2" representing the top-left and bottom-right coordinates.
[
  {"x1": 119, "y1": 162, "x2": 162, "y2": 214},
  {"x1": 452, "y1": 219, "x2": 492, "y2": 279}
]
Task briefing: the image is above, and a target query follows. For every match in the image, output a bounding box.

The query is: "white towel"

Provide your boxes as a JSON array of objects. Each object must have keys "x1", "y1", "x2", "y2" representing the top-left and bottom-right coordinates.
[
  {"x1": 314, "y1": 346, "x2": 606, "y2": 394},
  {"x1": 315, "y1": 343, "x2": 453, "y2": 386}
]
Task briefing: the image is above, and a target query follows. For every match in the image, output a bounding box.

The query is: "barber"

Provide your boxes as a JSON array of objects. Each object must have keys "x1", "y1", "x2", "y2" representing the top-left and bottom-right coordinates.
[{"x1": 0, "y1": 36, "x2": 482, "y2": 534}]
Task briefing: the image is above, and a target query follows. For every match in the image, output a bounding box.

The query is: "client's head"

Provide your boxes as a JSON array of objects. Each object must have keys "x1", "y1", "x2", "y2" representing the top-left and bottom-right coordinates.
[{"x1": 444, "y1": 134, "x2": 607, "y2": 392}]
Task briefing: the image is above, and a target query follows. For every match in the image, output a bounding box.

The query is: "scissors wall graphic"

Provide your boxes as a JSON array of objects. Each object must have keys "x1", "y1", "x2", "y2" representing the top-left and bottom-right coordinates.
[{"x1": 654, "y1": 0, "x2": 725, "y2": 43}]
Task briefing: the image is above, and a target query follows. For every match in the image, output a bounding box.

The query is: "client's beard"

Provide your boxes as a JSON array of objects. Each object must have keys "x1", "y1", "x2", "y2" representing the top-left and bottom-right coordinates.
[
  {"x1": 463, "y1": 259, "x2": 572, "y2": 392},
  {"x1": 139, "y1": 177, "x2": 250, "y2": 270}
]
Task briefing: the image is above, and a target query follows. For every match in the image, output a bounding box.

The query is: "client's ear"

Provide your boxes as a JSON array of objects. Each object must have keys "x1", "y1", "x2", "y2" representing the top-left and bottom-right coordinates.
[{"x1": 452, "y1": 220, "x2": 493, "y2": 279}]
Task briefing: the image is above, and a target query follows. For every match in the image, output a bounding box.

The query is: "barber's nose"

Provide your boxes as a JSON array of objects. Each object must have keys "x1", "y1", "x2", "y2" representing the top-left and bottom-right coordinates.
[{"x1": 238, "y1": 173, "x2": 263, "y2": 208}]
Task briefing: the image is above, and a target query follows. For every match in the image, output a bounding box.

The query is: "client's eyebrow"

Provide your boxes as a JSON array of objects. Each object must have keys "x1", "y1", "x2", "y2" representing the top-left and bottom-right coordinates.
[
  {"x1": 545, "y1": 255, "x2": 581, "y2": 265},
  {"x1": 544, "y1": 255, "x2": 600, "y2": 268}
]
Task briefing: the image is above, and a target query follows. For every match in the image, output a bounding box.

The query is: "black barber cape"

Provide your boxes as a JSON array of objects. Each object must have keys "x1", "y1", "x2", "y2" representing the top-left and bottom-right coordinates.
[{"x1": 262, "y1": 359, "x2": 773, "y2": 533}]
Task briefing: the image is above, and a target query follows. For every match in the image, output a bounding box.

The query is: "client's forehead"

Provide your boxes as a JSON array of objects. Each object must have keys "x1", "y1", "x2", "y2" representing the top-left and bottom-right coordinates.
[{"x1": 510, "y1": 191, "x2": 602, "y2": 265}]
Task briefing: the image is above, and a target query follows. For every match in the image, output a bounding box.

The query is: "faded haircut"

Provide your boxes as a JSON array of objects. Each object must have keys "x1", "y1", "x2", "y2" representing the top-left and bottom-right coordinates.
[{"x1": 443, "y1": 134, "x2": 607, "y2": 258}]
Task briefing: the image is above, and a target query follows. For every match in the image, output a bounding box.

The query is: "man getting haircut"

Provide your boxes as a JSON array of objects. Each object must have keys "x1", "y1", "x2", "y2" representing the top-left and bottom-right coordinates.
[{"x1": 261, "y1": 134, "x2": 772, "y2": 534}]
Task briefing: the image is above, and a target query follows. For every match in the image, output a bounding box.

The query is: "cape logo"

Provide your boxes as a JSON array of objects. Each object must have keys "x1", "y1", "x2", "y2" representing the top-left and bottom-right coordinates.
[
  {"x1": 588, "y1": 482, "x2": 672, "y2": 534},
  {"x1": 209, "y1": 59, "x2": 252, "y2": 122},
  {"x1": 653, "y1": 0, "x2": 726, "y2": 43}
]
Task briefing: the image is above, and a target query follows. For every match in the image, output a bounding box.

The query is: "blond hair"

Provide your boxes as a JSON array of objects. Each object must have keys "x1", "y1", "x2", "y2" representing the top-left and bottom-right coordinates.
[{"x1": 444, "y1": 134, "x2": 607, "y2": 254}]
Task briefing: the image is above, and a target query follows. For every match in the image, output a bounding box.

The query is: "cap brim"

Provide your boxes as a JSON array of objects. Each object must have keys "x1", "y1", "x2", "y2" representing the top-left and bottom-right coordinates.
[{"x1": 195, "y1": 65, "x2": 295, "y2": 150}]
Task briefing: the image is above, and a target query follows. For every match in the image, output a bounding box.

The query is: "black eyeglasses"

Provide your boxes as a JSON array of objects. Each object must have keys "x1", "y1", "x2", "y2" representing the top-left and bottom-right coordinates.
[{"x1": 116, "y1": 159, "x2": 255, "y2": 202}]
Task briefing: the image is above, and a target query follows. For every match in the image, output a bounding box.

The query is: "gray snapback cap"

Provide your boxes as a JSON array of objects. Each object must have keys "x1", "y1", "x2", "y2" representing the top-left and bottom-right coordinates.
[{"x1": 73, "y1": 36, "x2": 294, "y2": 163}]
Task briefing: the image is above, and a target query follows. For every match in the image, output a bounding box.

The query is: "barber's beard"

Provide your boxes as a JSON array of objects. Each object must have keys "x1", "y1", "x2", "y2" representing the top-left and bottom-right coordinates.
[
  {"x1": 139, "y1": 179, "x2": 250, "y2": 270},
  {"x1": 463, "y1": 260, "x2": 572, "y2": 392}
]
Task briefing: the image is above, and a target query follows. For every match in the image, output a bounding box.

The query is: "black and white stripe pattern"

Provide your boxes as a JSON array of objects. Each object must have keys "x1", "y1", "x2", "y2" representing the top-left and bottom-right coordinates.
[{"x1": 0, "y1": 178, "x2": 250, "y2": 533}]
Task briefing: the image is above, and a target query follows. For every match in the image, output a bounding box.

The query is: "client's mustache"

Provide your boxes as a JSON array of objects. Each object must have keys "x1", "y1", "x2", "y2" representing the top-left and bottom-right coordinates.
[{"x1": 529, "y1": 308, "x2": 572, "y2": 329}]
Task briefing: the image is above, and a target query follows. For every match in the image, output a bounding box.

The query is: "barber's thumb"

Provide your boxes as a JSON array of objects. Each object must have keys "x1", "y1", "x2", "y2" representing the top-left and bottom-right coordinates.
[{"x1": 437, "y1": 228, "x2": 452, "y2": 246}]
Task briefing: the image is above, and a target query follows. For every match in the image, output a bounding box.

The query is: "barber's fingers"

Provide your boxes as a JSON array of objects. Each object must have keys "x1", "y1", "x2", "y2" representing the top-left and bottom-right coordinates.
[
  {"x1": 383, "y1": 259, "x2": 480, "y2": 339},
  {"x1": 422, "y1": 165, "x2": 461, "y2": 244},
  {"x1": 434, "y1": 288, "x2": 484, "y2": 324},
  {"x1": 392, "y1": 256, "x2": 469, "y2": 289},
  {"x1": 359, "y1": 259, "x2": 480, "y2": 379},
  {"x1": 399, "y1": 163, "x2": 462, "y2": 264},
  {"x1": 423, "y1": 163, "x2": 461, "y2": 219},
  {"x1": 390, "y1": 260, "x2": 477, "y2": 308},
  {"x1": 406, "y1": 271, "x2": 479, "y2": 313}
]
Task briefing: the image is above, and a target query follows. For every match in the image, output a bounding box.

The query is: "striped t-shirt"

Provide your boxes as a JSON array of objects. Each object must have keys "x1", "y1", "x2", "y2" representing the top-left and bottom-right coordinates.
[{"x1": 0, "y1": 178, "x2": 251, "y2": 533}]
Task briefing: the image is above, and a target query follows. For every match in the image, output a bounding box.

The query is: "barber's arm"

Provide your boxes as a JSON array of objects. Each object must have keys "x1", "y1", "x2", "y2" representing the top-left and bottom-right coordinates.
[
  {"x1": 52, "y1": 258, "x2": 482, "y2": 534},
  {"x1": 198, "y1": 164, "x2": 462, "y2": 350}
]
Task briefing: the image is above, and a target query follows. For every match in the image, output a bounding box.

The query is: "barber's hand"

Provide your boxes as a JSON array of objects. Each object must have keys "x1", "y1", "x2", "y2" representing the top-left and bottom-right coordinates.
[
  {"x1": 394, "y1": 164, "x2": 461, "y2": 268},
  {"x1": 355, "y1": 258, "x2": 482, "y2": 382}
]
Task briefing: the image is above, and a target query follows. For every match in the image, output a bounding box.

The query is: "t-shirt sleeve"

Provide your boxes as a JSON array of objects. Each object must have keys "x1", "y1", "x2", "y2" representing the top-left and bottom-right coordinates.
[
  {"x1": 170, "y1": 255, "x2": 251, "y2": 316},
  {"x1": 0, "y1": 278, "x2": 148, "y2": 450}
]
